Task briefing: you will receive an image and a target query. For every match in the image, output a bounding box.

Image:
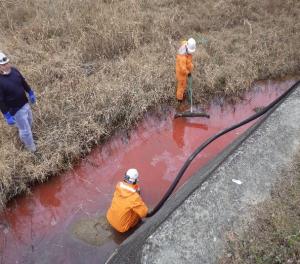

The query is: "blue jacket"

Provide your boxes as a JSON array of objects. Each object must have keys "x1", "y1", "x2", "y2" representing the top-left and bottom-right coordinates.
[{"x1": 0, "y1": 67, "x2": 32, "y2": 115}]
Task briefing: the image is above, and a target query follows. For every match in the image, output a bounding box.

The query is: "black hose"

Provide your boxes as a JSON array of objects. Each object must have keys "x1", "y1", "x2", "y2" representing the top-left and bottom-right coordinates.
[{"x1": 147, "y1": 80, "x2": 300, "y2": 217}]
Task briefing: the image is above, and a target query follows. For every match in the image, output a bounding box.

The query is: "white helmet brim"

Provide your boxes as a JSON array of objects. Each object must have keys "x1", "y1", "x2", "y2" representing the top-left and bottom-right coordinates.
[{"x1": 0, "y1": 52, "x2": 9, "y2": 65}]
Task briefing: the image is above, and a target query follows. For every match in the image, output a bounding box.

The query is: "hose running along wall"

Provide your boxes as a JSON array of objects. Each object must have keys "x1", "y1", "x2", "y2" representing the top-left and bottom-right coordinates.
[{"x1": 147, "y1": 80, "x2": 300, "y2": 217}]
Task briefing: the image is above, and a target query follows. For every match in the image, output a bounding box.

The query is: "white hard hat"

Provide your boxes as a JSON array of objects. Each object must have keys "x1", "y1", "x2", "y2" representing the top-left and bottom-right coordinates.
[
  {"x1": 187, "y1": 38, "x2": 196, "y2": 53},
  {"x1": 124, "y1": 168, "x2": 139, "y2": 184},
  {"x1": 0, "y1": 52, "x2": 9, "y2": 65}
]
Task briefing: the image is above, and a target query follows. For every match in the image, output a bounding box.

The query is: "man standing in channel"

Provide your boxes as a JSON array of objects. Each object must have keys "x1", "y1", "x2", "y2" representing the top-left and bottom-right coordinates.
[{"x1": 0, "y1": 52, "x2": 37, "y2": 152}]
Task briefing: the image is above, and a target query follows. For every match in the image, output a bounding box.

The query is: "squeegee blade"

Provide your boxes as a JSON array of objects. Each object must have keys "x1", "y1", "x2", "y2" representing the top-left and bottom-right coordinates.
[{"x1": 174, "y1": 111, "x2": 210, "y2": 119}]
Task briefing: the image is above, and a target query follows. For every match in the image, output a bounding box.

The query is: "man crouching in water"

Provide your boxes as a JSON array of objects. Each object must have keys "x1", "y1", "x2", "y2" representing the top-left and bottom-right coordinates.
[{"x1": 106, "y1": 168, "x2": 148, "y2": 233}]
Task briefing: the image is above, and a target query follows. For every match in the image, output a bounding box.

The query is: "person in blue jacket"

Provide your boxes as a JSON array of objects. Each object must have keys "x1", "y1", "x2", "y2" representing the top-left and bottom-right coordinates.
[{"x1": 0, "y1": 52, "x2": 37, "y2": 152}]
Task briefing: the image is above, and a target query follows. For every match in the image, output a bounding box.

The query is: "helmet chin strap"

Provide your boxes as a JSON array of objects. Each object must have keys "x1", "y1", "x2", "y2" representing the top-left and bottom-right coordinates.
[
  {"x1": 186, "y1": 46, "x2": 189, "y2": 55},
  {"x1": 124, "y1": 179, "x2": 137, "y2": 185},
  {"x1": 124, "y1": 174, "x2": 137, "y2": 184}
]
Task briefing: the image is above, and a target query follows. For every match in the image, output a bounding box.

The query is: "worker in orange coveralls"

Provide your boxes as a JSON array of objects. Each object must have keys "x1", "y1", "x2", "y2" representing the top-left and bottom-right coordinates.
[
  {"x1": 106, "y1": 168, "x2": 148, "y2": 233},
  {"x1": 176, "y1": 38, "x2": 196, "y2": 103}
]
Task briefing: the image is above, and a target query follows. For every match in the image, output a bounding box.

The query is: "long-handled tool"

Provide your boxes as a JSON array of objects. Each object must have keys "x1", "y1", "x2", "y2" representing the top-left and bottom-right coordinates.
[{"x1": 174, "y1": 75, "x2": 210, "y2": 119}]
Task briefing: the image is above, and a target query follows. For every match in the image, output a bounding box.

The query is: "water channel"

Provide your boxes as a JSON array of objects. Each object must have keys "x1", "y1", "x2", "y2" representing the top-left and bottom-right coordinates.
[{"x1": 0, "y1": 79, "x2": 296, "y2": 264}]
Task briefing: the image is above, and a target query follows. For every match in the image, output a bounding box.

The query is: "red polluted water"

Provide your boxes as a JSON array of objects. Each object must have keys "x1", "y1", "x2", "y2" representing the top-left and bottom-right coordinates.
[{"x1": 0, "y1": 80, "x2": 296, "y2": 263}]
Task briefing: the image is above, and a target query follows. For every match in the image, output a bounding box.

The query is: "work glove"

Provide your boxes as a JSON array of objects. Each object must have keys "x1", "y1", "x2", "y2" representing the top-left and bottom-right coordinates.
[
  {"x1": 28, "y1": 90, "x2": 36, "y2": 104},
  {"x1": 3, "y1": 112, "x2": 16, "y2": 125}
]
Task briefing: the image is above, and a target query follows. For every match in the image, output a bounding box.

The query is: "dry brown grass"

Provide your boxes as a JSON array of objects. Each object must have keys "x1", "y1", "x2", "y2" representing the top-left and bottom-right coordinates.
[
  {"x1": 0, "y1": 0, "x2": 299, "y2": 209},
  {"x1": 220, "y1": 152, "x2": 300, "y2": 264}
]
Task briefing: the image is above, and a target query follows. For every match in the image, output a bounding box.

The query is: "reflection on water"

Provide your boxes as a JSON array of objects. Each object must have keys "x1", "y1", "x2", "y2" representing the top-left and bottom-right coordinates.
[
  {"x1": 172, "y1": 118, "x2": 208, "y2": 148},
  {"x1": 0, "y1": 79, "x2": 297, "y2": 264}
]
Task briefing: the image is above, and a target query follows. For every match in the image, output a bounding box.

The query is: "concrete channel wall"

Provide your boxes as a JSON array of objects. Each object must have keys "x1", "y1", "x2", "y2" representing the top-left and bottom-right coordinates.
[{"x1": 107, "y1": 82, "x2": 300, "y2": 264}]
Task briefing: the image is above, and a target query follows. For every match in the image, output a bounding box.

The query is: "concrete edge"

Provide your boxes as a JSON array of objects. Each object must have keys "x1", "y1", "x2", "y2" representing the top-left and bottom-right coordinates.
[{"x1": 106, "y1": 82, "x2": 299, "y2": 264}]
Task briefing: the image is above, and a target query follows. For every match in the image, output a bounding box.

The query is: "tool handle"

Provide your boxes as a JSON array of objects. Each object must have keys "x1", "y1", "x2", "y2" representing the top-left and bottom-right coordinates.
[{"x1": 188, "y1": 75, "x2": 193, "y2": 113}]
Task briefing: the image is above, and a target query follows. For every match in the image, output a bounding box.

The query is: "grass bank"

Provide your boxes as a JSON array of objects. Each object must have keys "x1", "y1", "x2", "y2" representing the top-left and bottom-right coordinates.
[
  {"x1": 220, "y1": 152, "x2": 300, "y2": 264},
  {"x1": 0, "y1": 0, "x2": 299, "y2": 209}
]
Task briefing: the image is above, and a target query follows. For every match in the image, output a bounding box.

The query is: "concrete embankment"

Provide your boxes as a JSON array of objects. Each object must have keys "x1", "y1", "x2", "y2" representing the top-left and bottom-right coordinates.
[{"x1": 107, "y1": 82, "x2": 300, "y2": 264}]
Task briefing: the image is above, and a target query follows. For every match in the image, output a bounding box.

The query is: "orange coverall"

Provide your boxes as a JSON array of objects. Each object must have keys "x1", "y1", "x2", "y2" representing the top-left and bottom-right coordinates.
[
  {"x1": 106, "y1": 181, "x2": 148, "y2": 233},
  {"x1": 176, "y1": 41, "x2": 194, "y2": 101}
]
